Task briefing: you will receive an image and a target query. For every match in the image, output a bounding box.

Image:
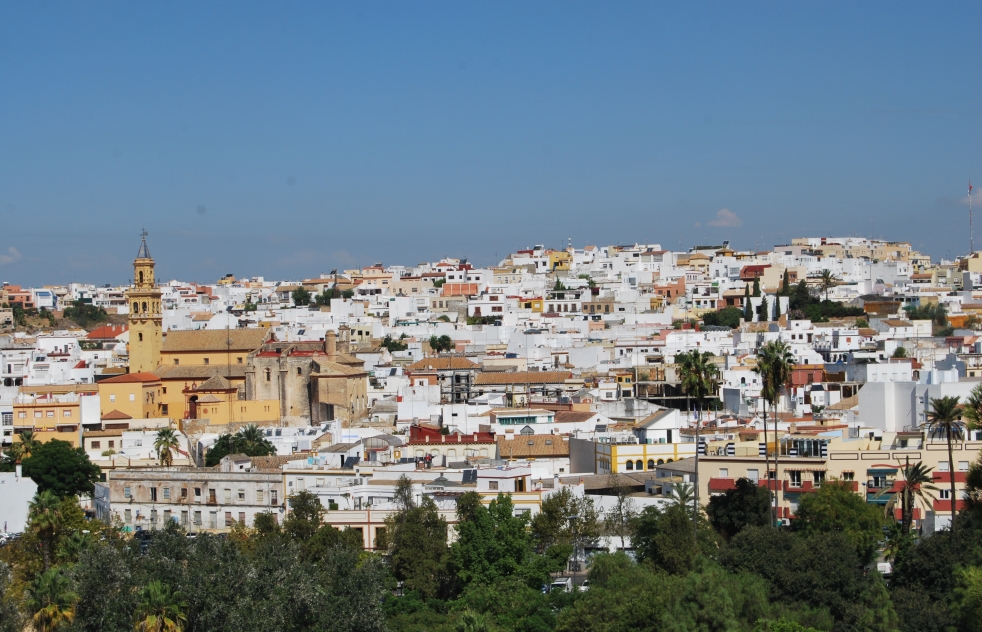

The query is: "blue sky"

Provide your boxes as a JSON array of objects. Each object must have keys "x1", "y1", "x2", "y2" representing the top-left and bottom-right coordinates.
[{"x1": 1, "y1": 2, "x2": 980, "y2": 285}]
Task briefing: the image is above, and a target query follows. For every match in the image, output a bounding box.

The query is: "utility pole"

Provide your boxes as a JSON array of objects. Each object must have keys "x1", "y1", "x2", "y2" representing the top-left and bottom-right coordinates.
[{"x1": 970, "y1": 180, "x2": 975, "y2": 255}]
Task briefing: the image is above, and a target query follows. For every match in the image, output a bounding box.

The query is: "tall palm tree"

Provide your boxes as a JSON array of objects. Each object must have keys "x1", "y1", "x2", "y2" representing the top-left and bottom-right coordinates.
[
  {"x1": 819, "y1": 269, "x2": 838, "y2": 303},
  {"x1": 19, "y1": 428, "x2": 39, "y2": 458},
  {"x1": 24, "y1": 568, "x2": 79, "y2": 632},
  {"x1": 56, "y1": 530, "x2": 96, "y2": 565},
  {"x1": 134, "y1": 581, "x2": 187, "y2": 632},
  {"x1": 756, "y1": 340, "x2": 794, "y2": 526},
  {"x1": 677, "y1": 350, "x2": 719, "y2": 534},
  {"x1": 154, "y1": 428, "x2": 180, "y2": 467},
  {"x1": 925, "y1": 395, "x2": 966, "y2": 534},
  {"x1": 876, "y1": 458, "x2": 938, "y2": 535},
  {"x1": 671, "y1": 482, "x2": 695, "y2": 508},
  {"x1": 29, "y1": 490, "x2": 64, "y2": 570},
  {"x1": 961, "y1": 382, "x2": 982, "y2": 431}
]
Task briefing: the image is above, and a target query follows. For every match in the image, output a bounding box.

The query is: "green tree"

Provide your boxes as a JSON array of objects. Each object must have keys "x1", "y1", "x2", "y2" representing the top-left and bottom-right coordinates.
[
  {"x1": 702, "y1": 306, "x2": 743, "y2": 329},
  {"x1": 29, "y1": 490, "x2": 68, "y2": 570},
  {"x1": 677, "y1": 349, "x2": 719, "y2": 529},
  {"x1": 892, "y1": 346, "x2": 908, "y2": 359},
  {"x1": 429, "y1": 335, "x2": 455, "y2": 354},
  {"x1": 818, "y1": 269, "x2": 838, "y2": 303},
  {"x1": 744, "y1": 285, "x2": 753, "y2": 321},
  {"x1": 292, "y1": 287, "x2": 312, "y2": 306},
  {"x1": 390, "y1": 497, "x2": 451, "y2": 599},
  {"x1": 0, "y1": 562, "x2": 22, "y2": 632},
  {"x1": 924, "y1": 395, "x2": 965, "y2": 534},
  {"x1": 961, "y1": 382, "x2": 982, "y2": 430},
  {"x1": 381, "y1": 334, "x2": 409, "y2": 352},
  {"x1": 303, "y1": 524, "x2": 364, "y2": 562},
  {"x1": 22, "y1": 439, "x2": 101, "y2": 498},
  {"x1": 792, "y1": 481, "x2": 883, "y2": 564},
  {"x1": 953, "y1": 566, "x2": 982, "y2": 632},
  {"x1": 780, "y1": 268, "x2": 792, "y2": 296},
  {"x1": 24, "y1": 568, "x2": 79, "y2": 632},
  {"x1": 529, "y1": 486, "x2": 601, "y2": 552},
  {"x1": 283, "y1": 490, "x2": 324, "y2": 541},
  {"x1": 631, "y1": 503, "x2": 712, "y2": 575},
  {"x1": 204, "y1": 426, "x2": 276, "y2": 467},
  {"x1": 62, "y1": 300, "x2": 110, "y2": 328},
  {"x1": 754, "y1": 339, "x2": 794, "y2": 526},
  {"x1": 876, "y1": 458, "x2": 937, "y2": 536},
  {"x1": 19, "y1": 427, "x2": 39, "y2": 458},
  {"x1": 134, "y1": 581, "x2": 187, "y2": 632},
  {"x1": 753, "y1": 277, "x2": 762, "y2": 297},
  {"x1": 603, "y1": 474, "x2": 638, "y2": 550},
  {"x1": 450, "y1": 492, "x2": 548, "y2": 589},
  {"x1": 707, "y1": 477, "x2": 772, "y2": 539},
  {"x1": 153, "y1": 428, "x2": 180, "y2": 467}
]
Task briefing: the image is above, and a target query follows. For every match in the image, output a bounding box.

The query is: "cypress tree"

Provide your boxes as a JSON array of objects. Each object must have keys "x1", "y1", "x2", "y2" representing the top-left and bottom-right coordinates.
[
  {"x1": 758, "y1": 296, "x2": 769, "y2": 322},
  {"x1": 773, "y1": 295, "x2": 781, "y2": 321},
  {"x1": 752, "y1": 277, "x2": 761, "y2": 297},
  {"x1": 743, "y1": 285, "x2": 753, "y2": 322},
  {"x1": 781, "y1": 269, "x2": 791, "y2": 296}
]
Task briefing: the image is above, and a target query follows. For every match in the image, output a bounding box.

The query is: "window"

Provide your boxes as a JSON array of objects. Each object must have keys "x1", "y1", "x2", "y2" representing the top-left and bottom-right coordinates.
[
  {"x1": 489, "y1": 481, "x2": 499, "y2": 490},
  {"x1": 124, "y1": 486, "x2": 132, "y2": 498},
  {"x1": 237, "y1": 357, "x2": 243, "y2": 364},
  {"x1": 163, "y1": 509, "x2": 171, "y2": 523},
  {"x1": 813, "y1": 471, "x2": 826, "y2": 486},
  {"x1": 939, "y1": 461, "x2": 950, "y2": 472},
  {"x1": 173, "y1": 359, "x2": 179, "y2": 365},
  {"x1": 92, "y1": 441, "x2": 101, "y2": 449},
  {"x1": 34, "y1": 411, "x2": 41, "y2": 418},
  {"x1": 181, "y1": 510, "x2": 188, "y2": 525},
  {"x1": 719, "y1": 468, "x2": 729, "y2": 478},
  {"x1": 625, "y1": 460, "x2": 634, "y2": 471},
  {"x1": 63, "y1": 410, "x2": 71, "y2": 417},
  {"x1": 161, "y1": 405, "x2": 168, "y2": 415},
  {"x1": 297, "y1": 367, "x2": 302, "y2": 376},
  {"x1": 108, "y1": 440, "x2": 115, "y2": 448},
  {"x1": 194, "y1": 487, "x2": 201, "y2": 498},
  {"x1": 203, "y1": 358, "x2": 209, "y2": 365},
  {"x1": 238, "y1": 490, "x2": 245, "y2": 501},
  {"x1": 257, "y1": 490, "x2": 264, "y2": 503},
  {"x1": 747, "y1": 469, "x2": 759, "y2": 482},
  {"x1": 789, "y1": 471, "x2": 802, "y2": 487},
  {"x1": 939, "y1": 489, "x2": 951, "y2": 500},
  {"x1": 225, "y1": 489, "x2": 232, "y2": 503},
  {"x1": 271, "y1": 490, "x2": 278, "y2": 505},
  {"x1": 239, "y1": 512, "x2": 246, "y2": 524},
  {"x1": 138, "y1": 333, "x2": 143, "y2": 342},
  {"x1": 194, "y1": 511, "x2": 202, "y2": 525},
  {"x1": 225, "y1": 511, "x2": 233, "y2": 526},
  {"x1": 163, "y1": 487, "x2": 171, "y2": 500},
  {"x1": 150, "y1": 488, "x2": 157, "y2": 502},
  {"x1": 959, "y1": 461, "x2": 970, "y2": 472},
  {"x1": 124, "y1": 509, "x2": 132, "y2": 523},
  {"x1": 17, "y1": 412, "x2": 25, "y2": 418},
  {"x1": 841, "y1": 471, "x2": 855, "y2": 481},
  {"x1": 129, "y1": 394, "x2": 135, "y2": 402}
]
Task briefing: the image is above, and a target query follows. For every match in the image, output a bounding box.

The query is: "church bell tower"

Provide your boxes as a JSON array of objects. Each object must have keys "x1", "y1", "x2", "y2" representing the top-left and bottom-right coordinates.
[{"x1": 127, "y1": 231, "x2": 163, "y2": 373}]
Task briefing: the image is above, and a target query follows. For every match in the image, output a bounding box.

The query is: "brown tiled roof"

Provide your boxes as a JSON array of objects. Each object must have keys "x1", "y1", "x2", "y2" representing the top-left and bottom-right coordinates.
[
  {"x1": 194, "y1": 375, "x2": 235, "y2": 391},
  {"x1": 554, "y1": 411, "x2": 597, "y2": 424},
  {"x1": 100, "y1": 372, "x2": 161, "y2": 384},
  {"x1": 154, "y1": 365, "x2": 247, "y2": 380},
  {"x1": 827, "y1": 394, "x2": 859, "y2": 411},
  {"x1": 497, "y1": 435, "x2": 570, "y2": 458},
  {"x1": 162, "y1": 329, "x2": 269, "y2": 353},
  {"x1": 84, "y1": 429, "x2": 126, "y2": 437},
  {"x1": 86, "y1": 325, "x2": 128, "y2": 339},
  {"x1": 101, "y1": 409, "x2": 134, "y2": 420},
  {"x1": 474, "y1": 371, "x2": 572, "y2": 386},
  {"x1": 407, "y1": 357, "x2": 480, "y2": 371}
]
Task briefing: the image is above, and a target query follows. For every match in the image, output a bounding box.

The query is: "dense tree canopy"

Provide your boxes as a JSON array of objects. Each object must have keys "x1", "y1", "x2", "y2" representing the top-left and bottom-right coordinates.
[{"x1": 21, "y1": 440, "x2": 101, "y2": 498}]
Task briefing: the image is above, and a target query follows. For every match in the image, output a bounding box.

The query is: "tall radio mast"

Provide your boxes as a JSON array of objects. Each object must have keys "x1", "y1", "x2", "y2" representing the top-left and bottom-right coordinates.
[{"x1": 971, "y1": 180, "x2": 975, "y2": 254}]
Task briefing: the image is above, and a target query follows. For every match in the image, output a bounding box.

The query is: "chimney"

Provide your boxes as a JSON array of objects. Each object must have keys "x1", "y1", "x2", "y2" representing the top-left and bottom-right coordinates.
[{"x1": 325, "y1": 330, "x2": 337, "y2": 361}]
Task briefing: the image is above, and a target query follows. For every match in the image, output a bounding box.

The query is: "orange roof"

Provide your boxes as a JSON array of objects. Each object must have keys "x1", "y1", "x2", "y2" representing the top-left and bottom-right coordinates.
[
  {"x1": 101, "y1": 409, "x2": 134, "y2": 420},
  {"x1": 99, "y1": 372, "x2": 161, "y2": 384},
  {"x1": 86, "y1": 325, "x2": 128, "y2": 339}
]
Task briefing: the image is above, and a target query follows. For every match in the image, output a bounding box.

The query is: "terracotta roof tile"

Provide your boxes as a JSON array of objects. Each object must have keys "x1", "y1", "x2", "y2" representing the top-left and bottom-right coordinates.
[
  {"x1": 99, "y1": 372, "x2": 161, "y2": 384},
  {"x1": 162, "y1": 329, "x2": 269, "y2": 353}
]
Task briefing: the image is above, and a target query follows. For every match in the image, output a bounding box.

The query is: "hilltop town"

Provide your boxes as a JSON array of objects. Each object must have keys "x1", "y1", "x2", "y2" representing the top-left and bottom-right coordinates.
[{"x1": 2, "y1": 233, "x2": 982, "y2": 630}]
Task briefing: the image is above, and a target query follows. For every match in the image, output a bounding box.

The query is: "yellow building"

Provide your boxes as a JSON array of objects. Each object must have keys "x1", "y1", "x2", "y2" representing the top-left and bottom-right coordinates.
[
  {"x1": 548, "y1": 250, "x2": 572, "y2": 272},
  {"x1": 12, "y1": 393, "x2": 85, "y2": 447},
  {"x1": 182, "y1": 375, "x2": 279, "y2": 426},
  {"x1": 127, "y1": 233, "x2": 163, "y2": 373},
  {"x1": 596, "y1": 441, "x2": 697, "y2": 473},
  {"x1": 97, "y1": 372, "x2": 164, "y2": 420}
]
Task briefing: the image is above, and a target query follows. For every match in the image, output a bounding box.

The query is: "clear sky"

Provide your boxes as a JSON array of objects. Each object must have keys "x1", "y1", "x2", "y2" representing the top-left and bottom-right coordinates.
[{"x1": 1, "y1": 2, "x2": 980, "y2": 285}]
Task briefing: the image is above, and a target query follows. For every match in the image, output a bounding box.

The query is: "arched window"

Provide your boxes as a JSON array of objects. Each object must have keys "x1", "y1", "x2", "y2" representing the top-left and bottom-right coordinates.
[
  {"x1": 297, "y1": 367, "x2": 302, "y2": 376},
  {"x1": 740, "y1": 377, "x2": 746, "y2": 385},
  {"x1": 142, "y1": 302, "x2": 147, "y2": 313},
  {"x1": 133, "y1": 302, "x2": 138, "y2": 313},
  {"x1": 636, "y1": 460, "x2": 643, "y2": 471},
  {"x1": 666, "y1": 458, "x2": 674, "y2": 463},
  {"x1": 265, "y1": 368, "x2": 271, "y2": 382},
  {"x1": 625, "y1": 460, "x2": 634, "y2": 471},
  {"x1": 139, "y1": 271, "x2": 144, "y2": 284},
  {"x1": 647, "y1": 459, "x2": 655, "y2": 470},
  {"x1": 657, "y1": 459, "x2": 665, "y2": 465}
]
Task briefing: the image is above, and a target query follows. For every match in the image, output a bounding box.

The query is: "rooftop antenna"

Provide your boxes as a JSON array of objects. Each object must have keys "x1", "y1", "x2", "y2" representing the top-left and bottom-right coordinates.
[{"x1": 970, "y1": 180, "x2": 975, "y2": 254}]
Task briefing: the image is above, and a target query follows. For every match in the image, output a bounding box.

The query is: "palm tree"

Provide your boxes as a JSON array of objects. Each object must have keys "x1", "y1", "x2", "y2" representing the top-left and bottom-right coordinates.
[
  {"x1": 56, "y1": 530, "x2": 96, "y2": 565},
  {"x1": 876, "y1": 458, "x2": 938, "y2": 535},
  {"x1": 756, "y1": 340, "x2": 794, "y2": 527},
  {"x1": 237, "y1": 424, "x2": 272, "y2": 455},
  {"x1": 671, "y1": 482, "x2": 695, "y2": 508},
  {"x1": 677, "y1": 350, "x2": 719, "y2": 535},
  {"x1": 29, "y1": 490, "x2": 64, "y2": 570},
  {"x1": 925, "y1": 395, "x2": 966, "y2": 534},
  {"x1": 819, "y1": 269, "x2": 838, "y2": 303},
  {"x1": 19, "y1": 428, "x2": 39, "y2": 458},
  {"x1": 24, "y1": 568, "x2": 79, "y2": 632},
  {"x1": 154, "y1": 428, "x2": 180, "y2": 467},
  {"x1": 134, "y1": 580, "x2": 187, "y2": 632},
  {"x1": 961, "y1": 382, "x2": 982, "y2": 430}
]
